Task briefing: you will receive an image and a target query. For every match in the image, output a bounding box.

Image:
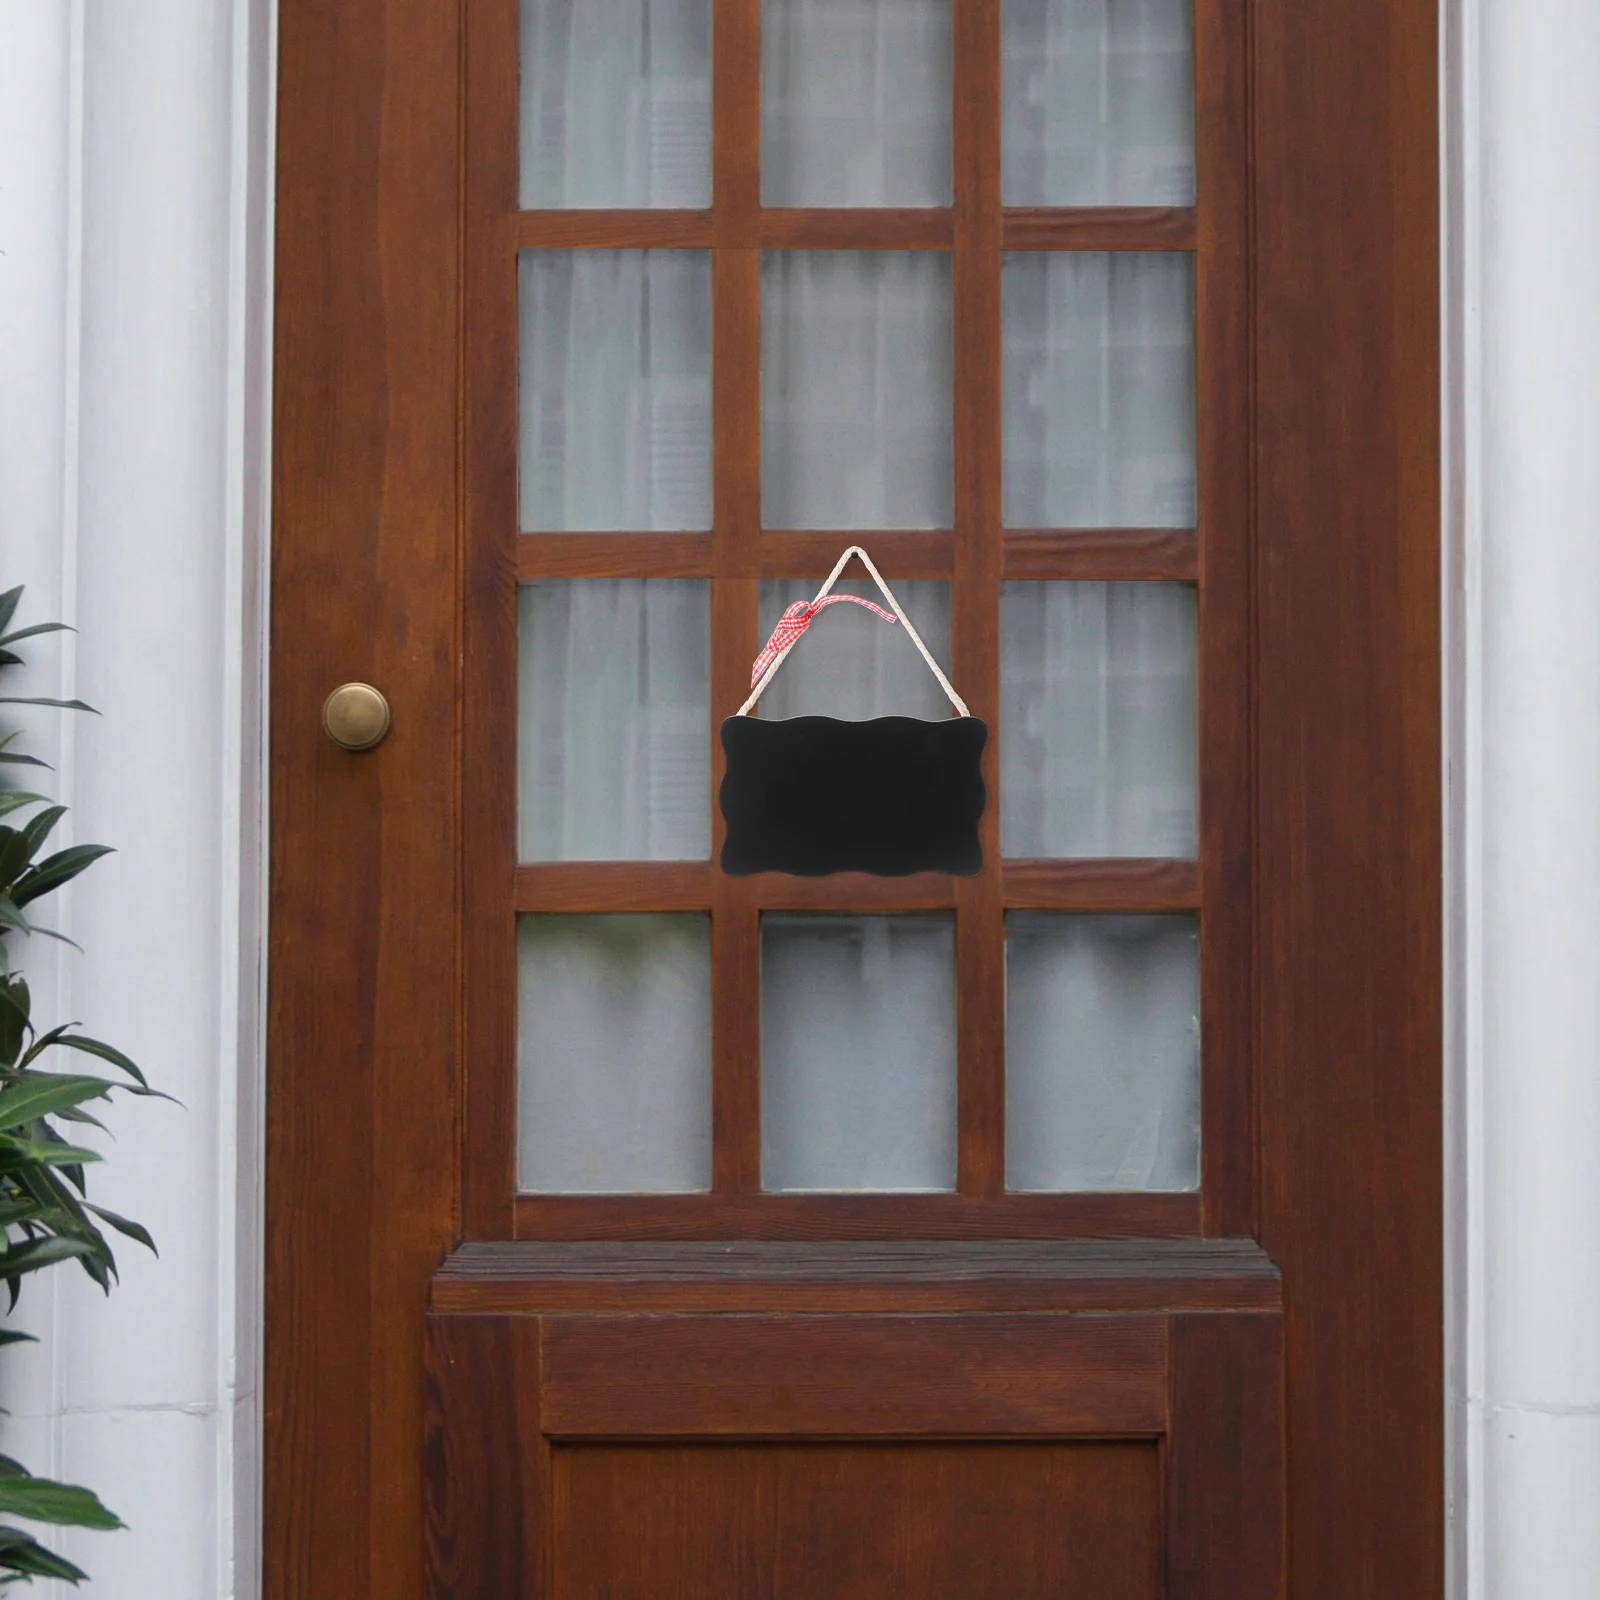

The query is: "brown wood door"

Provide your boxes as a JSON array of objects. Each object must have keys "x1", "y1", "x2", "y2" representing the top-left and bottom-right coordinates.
[{"x1": 266, "y1": 0, "x2": 1440, "y2": 1594}]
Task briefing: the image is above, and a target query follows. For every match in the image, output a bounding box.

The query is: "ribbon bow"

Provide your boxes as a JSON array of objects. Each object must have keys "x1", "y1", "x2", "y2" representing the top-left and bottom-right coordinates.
[{"x1": 750, "y1": 594, "x2": 896, "y2": 687}]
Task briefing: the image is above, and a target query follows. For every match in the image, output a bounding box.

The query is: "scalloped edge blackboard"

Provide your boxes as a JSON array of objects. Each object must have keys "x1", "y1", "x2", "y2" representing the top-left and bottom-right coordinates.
[{"x1": 719, "y1": 715, "x2": 987, "y2": 877}]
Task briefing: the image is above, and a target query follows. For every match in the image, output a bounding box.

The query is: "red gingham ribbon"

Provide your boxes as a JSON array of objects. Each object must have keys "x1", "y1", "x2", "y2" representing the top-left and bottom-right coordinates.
[{"x1": 750, "y1": 594, "x2": 896, "y2": 687}]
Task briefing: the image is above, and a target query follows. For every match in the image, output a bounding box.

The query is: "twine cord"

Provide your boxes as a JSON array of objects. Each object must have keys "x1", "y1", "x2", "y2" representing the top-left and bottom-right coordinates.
[{"x1": 735, "y1": 544, "x2": 971, "y2": 718}]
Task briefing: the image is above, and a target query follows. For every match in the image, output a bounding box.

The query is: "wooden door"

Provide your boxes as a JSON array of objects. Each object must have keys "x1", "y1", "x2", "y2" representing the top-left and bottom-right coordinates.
[{"x1": 266, "y1": 0, "x2": 1440, "y2": 1594}]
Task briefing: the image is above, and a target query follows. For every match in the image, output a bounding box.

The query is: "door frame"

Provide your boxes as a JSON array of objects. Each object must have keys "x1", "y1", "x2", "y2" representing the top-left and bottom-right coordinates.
[{"x1": 264, "y1": 1, "x2": 1441, "y2": 1595}]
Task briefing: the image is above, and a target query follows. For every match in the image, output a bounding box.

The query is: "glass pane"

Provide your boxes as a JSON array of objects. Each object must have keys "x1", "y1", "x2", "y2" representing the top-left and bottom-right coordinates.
[
  {"x1": 519, "y1": 251, "x2": 712, "y2": 530},
  {"x1": 518, "y1": 580, "x2": 710, "y2": 859},
  {"x1": 1002, "y1": 252, "x2": 1195, "y2": 529},
  {"x1": 1002, "y1": 0, "x2": 1195, "y2": 206},
  {"x1": 1001, "y1": 581, "x2": 1195, "y2": 858},
  {"x1": 1006, "y1": 912, "x2": 1199, "y2": 1191},
  {"x1": 756, "y1": 579, "x2": 951, "y2": 720},
  {"x1": 520, "y1": 0, "x2": 711, "y2": 207},
  {"x1": 761, "y1": 252, "x2": 953, "y2": 530},
  {"x1": 761, "y1": 915, "x2": 957, "y2": 1191},
  {"x1": 518, "y1": 914, "x2": 713, "y2": 1192},
  {"x1": 761, "y1": 0, "x2": 951, "y2": 206}
]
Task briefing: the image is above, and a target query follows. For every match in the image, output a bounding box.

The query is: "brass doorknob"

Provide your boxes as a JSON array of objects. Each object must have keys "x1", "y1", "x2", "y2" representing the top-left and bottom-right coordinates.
[{"x1": 322, "y1": 683, "x2": 391, "y2": 751}]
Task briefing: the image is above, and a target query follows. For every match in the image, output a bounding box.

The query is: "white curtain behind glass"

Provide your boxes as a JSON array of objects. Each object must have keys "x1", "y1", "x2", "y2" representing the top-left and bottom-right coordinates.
[
  {"x1": 1005, "y1": 912, "x2": 1199, "y2": 1191},
  {"x1": 520, "y1": 0, "x2": 711, "y2": 207},
  {"x1": 518, "y1": 580, "x2": 710, "y2": 859},
  {"x1": 761, "y1": 915, "x2": 957, "y2": 1191},
  {"x1": 761, "y1": 252, "x2": 953, "y2": 529},
  {"x1": 519, "y1": 251, "x2": 712, "y2": 530},
  {"x1": 518, "y1": 914, "x2": 712, "y2": 1191},
  {"x1": 1001, "y1": 581, "x2": 1196, "y2": 857},
  {"x1": 760, "y1": 0, "x2": 950, "y2": 206},
  {"x1": 1002, "y1": 251, "x2": 1195, "y2": 528},
  {"x1": 757, "y1": 579, "x2": 953, "y2": 721},
  {"x1": 1002, "y1": 0, "x2": 1194, "y2": 205}
]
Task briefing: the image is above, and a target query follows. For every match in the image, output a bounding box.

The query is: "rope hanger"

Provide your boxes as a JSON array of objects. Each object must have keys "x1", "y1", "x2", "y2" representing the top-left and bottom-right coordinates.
[{"x1": 735, "y1": 544, "x2": 971, "y2": 719}]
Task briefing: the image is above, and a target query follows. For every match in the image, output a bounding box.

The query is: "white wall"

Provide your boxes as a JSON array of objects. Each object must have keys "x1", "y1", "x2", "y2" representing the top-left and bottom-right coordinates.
[
  {"x1": 0, "y1": 0, "x2": 272, "y2": 1595},
  {"x1": 1444, "y1": 1, "x2": 1600, "y2": 1596}
]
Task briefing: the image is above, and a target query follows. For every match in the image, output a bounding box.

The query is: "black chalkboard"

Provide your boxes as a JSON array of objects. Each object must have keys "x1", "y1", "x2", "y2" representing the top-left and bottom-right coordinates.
[{"x1": 719, "y1": 714, "x2": 987, "y2": 877}]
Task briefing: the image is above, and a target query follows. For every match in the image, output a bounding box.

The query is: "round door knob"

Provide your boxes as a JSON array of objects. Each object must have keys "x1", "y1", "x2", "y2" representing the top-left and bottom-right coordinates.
[{"x1": 322, "y1": 682, "x2": 391, "y2": 751}]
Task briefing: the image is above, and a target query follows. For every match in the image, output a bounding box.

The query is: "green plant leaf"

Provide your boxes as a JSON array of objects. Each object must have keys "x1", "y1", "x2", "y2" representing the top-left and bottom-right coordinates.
[
  {"x1": 0, "y1": 622, "x2": 71, "y2": 651},
  {"x1": 0, "y1": 1331, "x2": 37, "y2": 1349},
  {"x1": 11, "y1": 846, "x2": 113, "y2": 909},
  {"x1": 0, "y1": 1460, "x2": 25, "y2": 1480},
  {"x1": 0, "y1": 831, "x2": 31, "y2": 890},
  {"x1": 33, "y1": 1033, "x2": 153, "y2": 1092},
  {"x1": 53, "y1": 1104, "x2": 109, "y2": 1132},
  {"x1": 0, "y1": 795, "x2": 46, "y2": 819},
  {"x1": 0, "y1": 1476, "x2": 122, "y2": 1531},
  {"x1": 0, "y1": 697, "x2": 96, "y2": 714},
  {"x1": 18, "y1": 806, "x2": 66, "y2": 858},
  {"x1": 0, "y1": 1524, "x2": 93, "y2": 1582},
  {"x1": 0, "y1": 1135, "x2": 102, "y2": 1170},
  {"x1": 0, "y1": 589, "x2": 20, "y2": 637},
  {"x1": 82, "y1": 1204, "x2": 156, "y2": 1255},
  {"x1": 0, "y1": 1236, "x2": 98, "y2": 1278},
  {"x1": 0, "y1": 1075, "x2": 112, "y2": 1131},
  {"x1": 0, "y1": 979, "x2": 27, "y2": 1068}
]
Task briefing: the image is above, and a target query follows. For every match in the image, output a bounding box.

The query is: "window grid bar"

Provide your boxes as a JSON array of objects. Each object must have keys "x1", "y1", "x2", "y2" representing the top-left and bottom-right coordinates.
[{"x1": 476, "y1": 0, "x2": 1251, "y2": 1233}]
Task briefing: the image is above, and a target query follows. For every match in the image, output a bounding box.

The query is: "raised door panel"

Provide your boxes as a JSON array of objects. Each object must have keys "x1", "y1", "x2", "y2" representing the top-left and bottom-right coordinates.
[{"x1": 424, "y1": 1245, "x2": 1284, "y2": 1600}]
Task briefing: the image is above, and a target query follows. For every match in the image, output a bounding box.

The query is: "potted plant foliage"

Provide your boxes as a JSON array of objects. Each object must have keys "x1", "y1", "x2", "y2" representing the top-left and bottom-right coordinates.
[{"x1": 0, "y1": 585, "x2": 163, "y2": 1586}]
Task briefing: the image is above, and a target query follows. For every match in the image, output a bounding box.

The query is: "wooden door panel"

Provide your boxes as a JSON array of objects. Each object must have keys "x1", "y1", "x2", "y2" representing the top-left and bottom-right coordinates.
[
  {"x1": 551, "y1": 1441, "x2": 1162, "y2": 1600},
  {"x1": 424, "y1": 1243, "x2": 1284, "y2": 1599},
  {"x1": 540, "y1": 1314, "x2": 1166, "y2": 1437}
]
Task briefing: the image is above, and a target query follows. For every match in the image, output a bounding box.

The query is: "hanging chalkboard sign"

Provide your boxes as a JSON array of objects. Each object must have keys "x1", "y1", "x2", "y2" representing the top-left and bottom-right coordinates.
[{"x1": 719, "y1": 546, "x2": 987, "y2": 878}]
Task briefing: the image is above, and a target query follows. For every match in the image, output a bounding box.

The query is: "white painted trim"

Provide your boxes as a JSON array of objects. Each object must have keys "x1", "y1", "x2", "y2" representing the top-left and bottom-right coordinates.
[
  {"x1": 1441, "y1": 0, "x2": 1484, "y2": 1591},
  {"x1": 0, "y1": 0, "x2": 274, "y2": 1592},
  {"x1": 1444, "y1": 1, "x2": 1600, "y2": 1595}
]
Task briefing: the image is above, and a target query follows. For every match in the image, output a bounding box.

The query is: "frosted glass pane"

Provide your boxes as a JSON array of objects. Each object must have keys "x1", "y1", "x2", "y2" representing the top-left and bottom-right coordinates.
[
  {"x1": 1001, "y1": 582, "x2": 1195, "y2": 857},
  {"x1": 757, "y1": 580, "x2": 951, "y2": 720},
  {"x1": 520, "y1": 0, "x2": 711, "y2": 207},
  {"x1": 762, "y1": 915, "x2": 956, "y2": 1191},
  {"x1": 1002, "y1": 252, "x2": 1195, "y2": 528},
  {"x1": 518, "y1": 914, "x2": 712, "y2": 1191},
  {"x1": 1006, "y1": 913, "x2": 1199, "y2": 1190},
  {"x1": 518, "y1": 581, "x2": 710, "y2": 859},
  {"x1": 519, "y1": 251, "x2": 712, "y2": 530},
  {"x1": 762, "y1": 253, "x2": 953, "y2": 529},
  {"x1": 1002, "y1": 0, "x2": 1195, "y2": 206},
  {"x1": 761, "y1": 0, "x2": 951, "y2": 206}
]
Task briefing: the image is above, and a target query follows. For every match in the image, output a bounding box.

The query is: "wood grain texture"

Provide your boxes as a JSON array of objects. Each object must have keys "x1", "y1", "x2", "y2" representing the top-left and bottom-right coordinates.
[
  {"x1": 461, "y1": 0, "x2": 522, "y2": 1241},
  {"x1": 1002, "y1": 528, "x2": 1199, "y2": 581},
  {"x1": 425, "y1": 1316, "x2": 537, "y2": 1599},
  {"x1": 1194, "y1": 0, "x2": 1255, "y2": 1238},
  {"x1": 513, "y1": 1191, "x2": 1202, "y2": 1240},
  {"x1": 757, "y1": 530, "x2": 955, "y2": 578},
  {"x1": 267, "y1": 0, "x2": 463, "y2": 1593},
  {"x1": 1001, "y1": 207, "x2": 1197, "y2": 250},
  {"x1": 757, "y1": 208, "x2": 954, "y2": 249},
  {"x1": 514, "y1": 860, "x2": 713, "y2": 911},
  {"x1": 1253, "y1": 0, "x2": 1444, "y2": 1591},
  {"x1": 517, "y1": 532, "x2": 714, "y2": 578},
  {"x1": 1002, "y1": 858, "x2": 1200, "y2": 910},
  {"x1": 709, "y1": 0, "x2": 763, "y2": 1200},
  {"x1": 551, "y1": 1440, "x2": 1161, "y2": 1599},
  {"x1": 513, "y1": 209, "x2": 713, "y2": 248},
  {"x1": 1166, "y1": 1312, "x2": 1285, "y2": 1600},
  {"x1": 431, "y1": 1238, "x2": 1282, "y2": 1314},
  {"x1": 952, "y1": 0, "x2": 1005, "y2": 1199},
  {"x1": 539, "y1": 1313, "x2": 1168, "y2": 1436}
]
